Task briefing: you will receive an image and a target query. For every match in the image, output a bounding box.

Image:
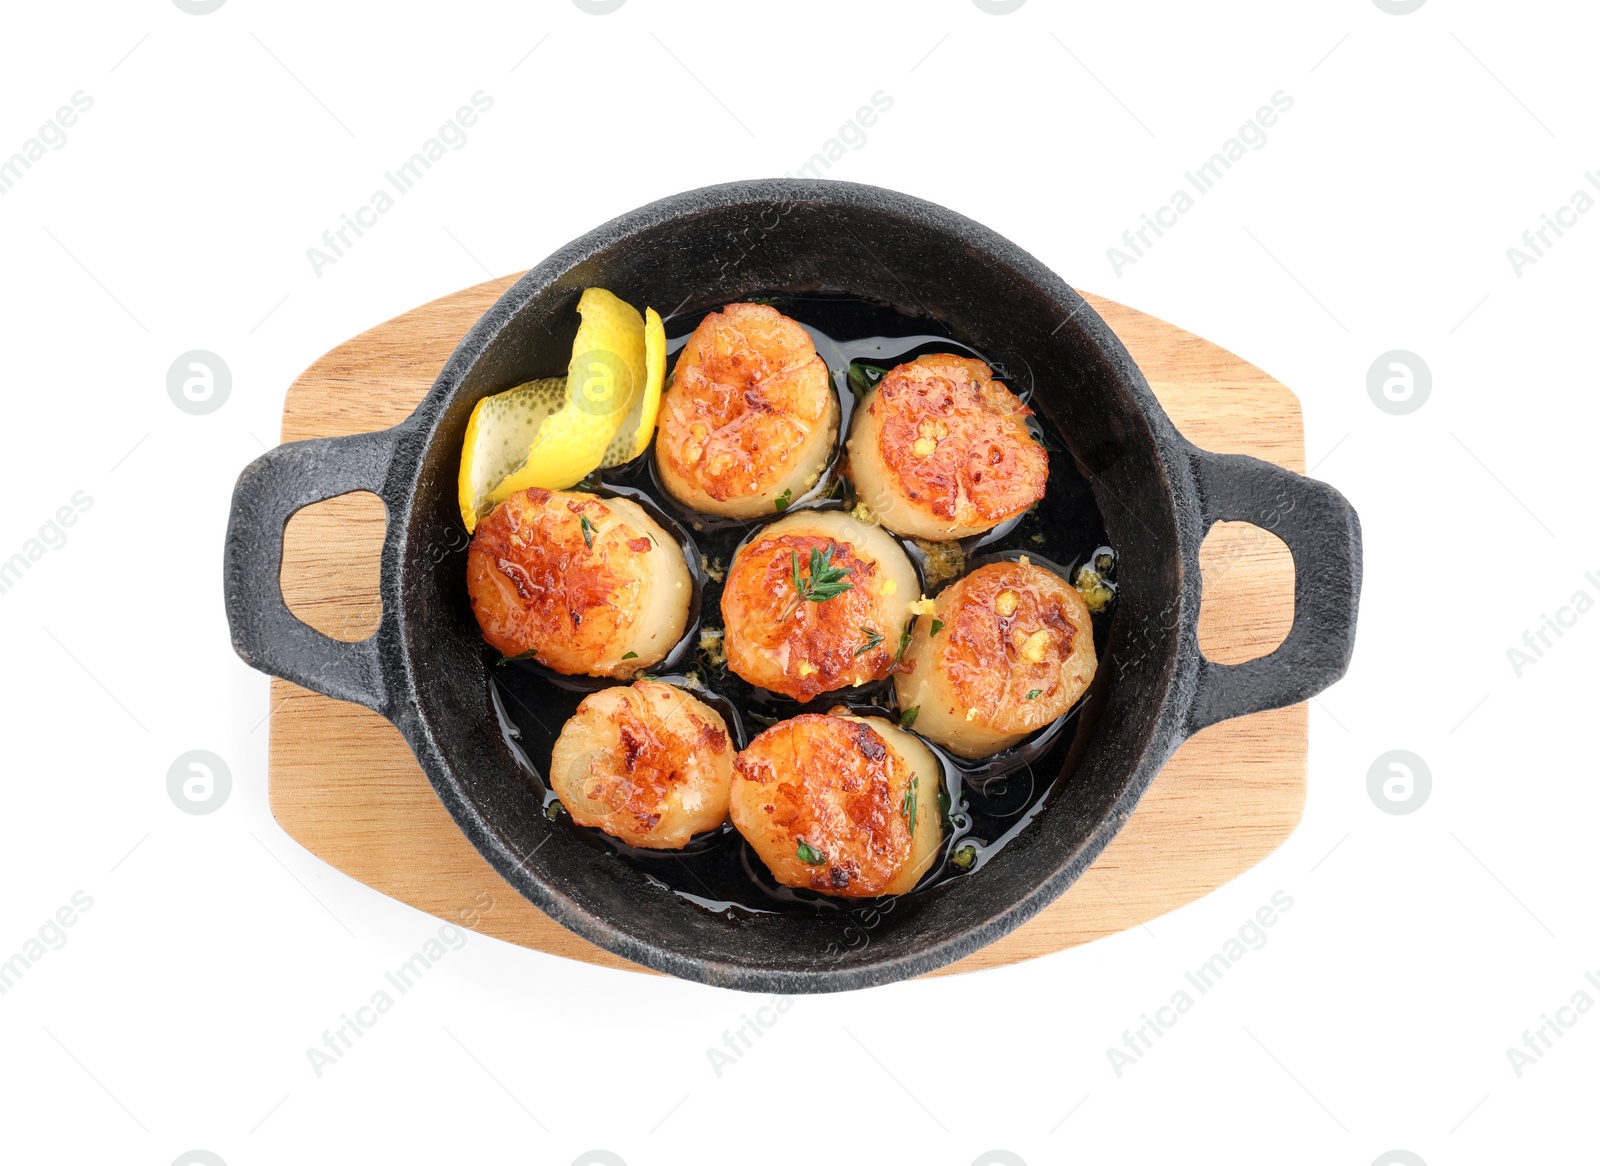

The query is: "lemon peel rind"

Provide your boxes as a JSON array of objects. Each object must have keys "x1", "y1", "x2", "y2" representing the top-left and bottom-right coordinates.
[
  {"x1": 637, "y1": 307, "x2": 666, "y2": 458},
  {"x1": 458, "y1": 395, "x2": 489, "y2": 533},
  {"x1": 458, "y1": 376, "x2": 568, "y2": 530},
  {"x1": 599, "y1": 305, "x2": 668, "y2": 468},
  {"x1": 489, "y1": 288, "x2": 647, "y2": 499},
  {"x1": 460, "y1": 289, "x2": 663, "y2": 528}
]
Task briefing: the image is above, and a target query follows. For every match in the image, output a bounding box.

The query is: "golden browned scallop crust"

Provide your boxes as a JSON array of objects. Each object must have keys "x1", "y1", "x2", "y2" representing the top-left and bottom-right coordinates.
[
  {"x1": 549, "y1": 681, "x2": 733, "y2": 849},
  {"x1": 894, "y1": 559, "x2": 1096, "y2": 758},
  {"x1": 655, "y1": 303, "x2": 838, "y2": 518},
  {"x1": 720, "y1": 510, "x2": 918, "y2": 703},
  {"x1": 466, "y1": 488, "x2": 689, "y2": 677},
  {"x1": 847, "y1": 353, "x2": 1048, "y2": 540},
  {"x1": 729, "y1": 713, "x2": 940, "y2": 897}
]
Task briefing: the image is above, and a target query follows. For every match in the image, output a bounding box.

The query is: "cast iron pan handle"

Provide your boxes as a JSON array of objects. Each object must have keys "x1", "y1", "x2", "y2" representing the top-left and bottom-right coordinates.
[
  {"x1": 1184, "y1": 446, "x2": 1362, "y2": 735},
  {"x1": 223, "y1": 428, "x2": 402, "y2": 716}
]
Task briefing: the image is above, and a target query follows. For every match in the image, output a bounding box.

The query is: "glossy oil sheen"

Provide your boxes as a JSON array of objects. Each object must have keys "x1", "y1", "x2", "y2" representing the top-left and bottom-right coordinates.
[{"x1": 488, "y1": 293, "x2": 1116, "y2": 917}]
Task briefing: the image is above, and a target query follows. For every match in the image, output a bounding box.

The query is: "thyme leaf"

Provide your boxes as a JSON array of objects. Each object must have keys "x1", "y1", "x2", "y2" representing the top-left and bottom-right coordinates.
[
  {"x1": 791, "y1": 546, "x2": 854, "y2": 604},
  {"x1": 854, "y1": 627, "x2": 885, "y2": 657},
  {"x1": 847, "y1": 361, "x2": 889, "y2": 400},
  {"x1": 901, "y1": 774, "x2": 919, "y2": 835},
  {"x1": 893, "y1": 616, "x2": 918, "y2": 664}
]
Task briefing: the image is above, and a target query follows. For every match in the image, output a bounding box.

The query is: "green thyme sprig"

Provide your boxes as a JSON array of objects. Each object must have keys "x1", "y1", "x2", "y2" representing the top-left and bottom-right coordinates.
[
  {"x1": 893, "y1": 617, "x2": 918, "y2": 665},
  {"x1": 847, "y1": 362, "x2": 889, "y2": 400},
  {"x1": 791, "y1": 546, "x2": 854, "y2": 603},
  {"x1": 854, "y1": 627, "x2": 885, "y2": 657},
  {"x1": 901, "y1": 774, "x2": 919, "y2": 834}
]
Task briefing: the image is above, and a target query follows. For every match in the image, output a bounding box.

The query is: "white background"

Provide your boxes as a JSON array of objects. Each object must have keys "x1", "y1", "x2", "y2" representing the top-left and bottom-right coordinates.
[{"x1": 1, "y1": 1, "x2": 1595, "y2": 1163}]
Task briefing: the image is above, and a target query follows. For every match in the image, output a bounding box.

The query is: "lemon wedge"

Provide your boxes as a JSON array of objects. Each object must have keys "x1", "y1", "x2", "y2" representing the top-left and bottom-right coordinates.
[
  {"x1": 601, "y1": 307, "x2": 665, "y2": 467},
  {"x1": 458, "y1": 376, "x2": 567, "y2": 533},
  {"x1": 457, "y1": 289, "x2": 668, "y2": 531}
]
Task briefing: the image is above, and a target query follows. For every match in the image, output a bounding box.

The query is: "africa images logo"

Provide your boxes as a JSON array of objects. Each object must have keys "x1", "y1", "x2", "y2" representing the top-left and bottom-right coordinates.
[
  {"x1": 167, "y1": 351, "x2": 231, "y2": 415},
  {"x1": 1367, "y1": 351, "x2": 1430, "y2": 415}
]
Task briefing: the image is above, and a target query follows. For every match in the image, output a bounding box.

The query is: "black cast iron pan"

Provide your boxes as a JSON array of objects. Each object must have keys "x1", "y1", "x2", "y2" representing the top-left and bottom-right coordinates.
[{"x1": 224, "y1": 180, "x2": 1361, "y2": 992}]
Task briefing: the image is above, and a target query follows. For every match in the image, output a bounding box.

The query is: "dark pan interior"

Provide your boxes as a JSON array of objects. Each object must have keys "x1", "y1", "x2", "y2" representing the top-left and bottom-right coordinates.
[{"x1": 393, "y1": 183, "x2": 1188, "y2": 990}]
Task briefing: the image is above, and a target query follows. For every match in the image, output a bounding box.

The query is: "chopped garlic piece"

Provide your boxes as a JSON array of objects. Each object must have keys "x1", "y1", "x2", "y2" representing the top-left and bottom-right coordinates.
[{"x1": 698, "y1": 627, "x2": 726, "y2": 668}]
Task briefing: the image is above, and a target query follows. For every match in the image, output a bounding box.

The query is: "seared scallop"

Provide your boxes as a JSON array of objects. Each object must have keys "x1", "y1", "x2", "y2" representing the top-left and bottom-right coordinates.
[
  {"x1": 894, "y1": 559, "x2": 1096, "y2": 758},
  {"x1": 550, "y1": 681, "x2": 733, "y2": 849},
  {"x1": 847, "y1": 353, "x2": 1048, "y2": 540},
  {"x1": 655, "y1": 303, "x2": 839, "y2": 518},
  {"x1": 721, "y1": 509, "x2": 918, "y2": 702},
  {"x1": 730, "y1": 712, "x2": 941, "y2": 897},
  {"x1": 466, "y1": 487, "x2": 690, "y2": 677}
]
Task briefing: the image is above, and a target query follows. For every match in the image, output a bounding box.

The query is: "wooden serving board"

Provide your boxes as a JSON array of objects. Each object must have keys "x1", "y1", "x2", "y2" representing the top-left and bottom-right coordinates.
[{"x1": 270, "y1": 277, "x2": 1305, "y2": 979}]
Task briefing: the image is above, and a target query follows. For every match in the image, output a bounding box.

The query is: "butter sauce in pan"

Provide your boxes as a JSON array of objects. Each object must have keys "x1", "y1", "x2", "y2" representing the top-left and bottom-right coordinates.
[{"x1": 484, "y1": 293, "x2": 1116, "y2": 916}]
